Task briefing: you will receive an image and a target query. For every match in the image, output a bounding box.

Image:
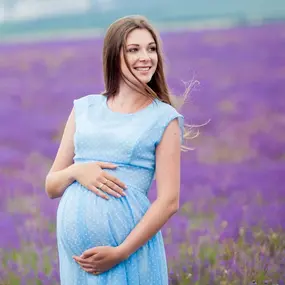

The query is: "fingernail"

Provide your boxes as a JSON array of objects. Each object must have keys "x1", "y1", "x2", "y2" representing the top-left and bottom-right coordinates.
[
  {"x1": 116, "y1": 194, "x2": 121, "y2": 198},
  {"x1": 122, "y1": 192, "x2": 126, "y2": 196}
]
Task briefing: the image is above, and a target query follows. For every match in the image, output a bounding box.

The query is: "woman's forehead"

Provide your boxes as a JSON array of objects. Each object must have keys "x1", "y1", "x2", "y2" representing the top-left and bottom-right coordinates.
[{"x1": 126, "y1": 29, "x2": 155, "y2": 45}]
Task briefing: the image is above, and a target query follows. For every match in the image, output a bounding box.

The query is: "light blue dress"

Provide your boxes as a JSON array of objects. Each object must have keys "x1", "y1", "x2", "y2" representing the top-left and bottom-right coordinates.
[{"x1": 56, "y1": 94, "x2": 184, "y2": 285}]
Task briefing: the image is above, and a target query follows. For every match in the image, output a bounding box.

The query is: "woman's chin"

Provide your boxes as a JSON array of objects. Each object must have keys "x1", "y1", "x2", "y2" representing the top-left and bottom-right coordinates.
[
  {"x1": 137, "y1": 74, "x2": 153, "y2": 84},
  {"x1": 125, "y1": 74, "x2": 154, "y2": 86}
]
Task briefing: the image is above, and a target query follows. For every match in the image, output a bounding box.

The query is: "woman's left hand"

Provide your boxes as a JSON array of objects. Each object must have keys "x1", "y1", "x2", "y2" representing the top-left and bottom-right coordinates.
[{"x1": 73, "y1": 246, "x2": 126, "y2": 275}]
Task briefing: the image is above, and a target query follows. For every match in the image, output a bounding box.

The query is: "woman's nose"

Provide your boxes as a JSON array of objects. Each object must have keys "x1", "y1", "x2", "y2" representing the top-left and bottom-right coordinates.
[{"x1": 138, "y1": 50, "x2": 150, "y2": 61}]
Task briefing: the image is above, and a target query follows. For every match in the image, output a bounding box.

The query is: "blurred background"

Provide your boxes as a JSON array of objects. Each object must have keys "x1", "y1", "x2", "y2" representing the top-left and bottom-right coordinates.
[
  {"x1": 1, "y1": 1, "x2": 285, "y2": 284},
  {"x1": 1, "y1": 0, "x2": 285, "y2": 41}
]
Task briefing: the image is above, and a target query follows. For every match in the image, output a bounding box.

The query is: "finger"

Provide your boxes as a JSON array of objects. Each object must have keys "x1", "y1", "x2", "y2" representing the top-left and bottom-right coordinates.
[
  {"x1": 89, "y1": 185, "x2": 109, "y2": 200},
  {"x1": 81, "y1": 266, "x2": 92, "y2": 272},
  {"x1": 97, "y1": 182, "x2": 123, "y2": 198},
  {"x1": 73, "y1": 256, "x2": 89, "y2": 264},
  {"x1": 97, "y1": 162, "x2": 118, "y2": 169},
  {"x1": 74, "y1": 256, "x2": 99, "y2": 269},
  {"x1": 97, "y1": 176, "x2": 125, "y2": 197},
  {"x1": 74, "y1": 257, "x2": 93, "y2": 266},
  {"x1": 80, "y1": 266, "x2": 100, "y2": 274},
  {"x1": 78, "y1": 262, "x2": 94, "y2": 270},
  {"x1": 80, "y1": 248, "x2": 99, "y2": 259},
  {"x1": 73, "y1": 256, "x2": 82, "y2": 262},
  {"x1": 91, "y1": 253, "x2": 104, "y2": 262},
  {"x1": 104, "y1": 172, "x2": 127, "y2": 190},
  {"x1": 105, "y1": 180, "x2": 127, "y2": 197},
  {"x1": 85, "y1": 268, "x2": 96, "y2": 273},
  {"x1": 78, "y1": 262, "x2": 101, "y2": 274}
]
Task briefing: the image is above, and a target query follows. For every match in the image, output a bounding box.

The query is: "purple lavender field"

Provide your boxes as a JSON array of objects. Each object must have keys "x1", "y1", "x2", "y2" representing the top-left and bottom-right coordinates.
[{"x1": 1, "y1": 23, "x2": 285, "y2": 284}]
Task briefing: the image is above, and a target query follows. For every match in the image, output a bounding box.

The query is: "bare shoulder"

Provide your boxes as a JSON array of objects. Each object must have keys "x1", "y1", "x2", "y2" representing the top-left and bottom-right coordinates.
[{"x1": 47, "y1": 105, "x2": 76, "y2": 173}]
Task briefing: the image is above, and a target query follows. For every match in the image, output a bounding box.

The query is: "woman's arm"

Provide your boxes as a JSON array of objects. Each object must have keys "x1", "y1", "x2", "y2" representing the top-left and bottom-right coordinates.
[
  {"x1": 117, "y1": 118, "x2": 182, "y2": 259},
  {"x1": 45, "y1": 108, "x2": 76, "y2": 199}
]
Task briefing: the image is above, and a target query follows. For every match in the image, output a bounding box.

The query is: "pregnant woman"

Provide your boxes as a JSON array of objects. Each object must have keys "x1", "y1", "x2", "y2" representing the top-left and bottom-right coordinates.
[{"x1": 45, "y1": 15, "x2": 189, "y2": 285}]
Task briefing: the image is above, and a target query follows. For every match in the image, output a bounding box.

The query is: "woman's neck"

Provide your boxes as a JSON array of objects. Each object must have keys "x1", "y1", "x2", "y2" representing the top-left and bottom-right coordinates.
[{"x1": 110, "y1": 82, "x2": 152, "y2": 113}]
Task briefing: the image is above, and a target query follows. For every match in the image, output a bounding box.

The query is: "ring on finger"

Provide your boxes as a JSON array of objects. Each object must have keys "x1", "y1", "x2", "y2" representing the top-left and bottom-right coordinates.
[{"x1": 98, "y1": 182, "x2": 104, "y2": 189}]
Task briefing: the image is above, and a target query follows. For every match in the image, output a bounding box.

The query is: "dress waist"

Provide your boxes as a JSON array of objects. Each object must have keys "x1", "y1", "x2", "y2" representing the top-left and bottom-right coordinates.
[{"x1": 74, "y1": 160, "x2": 154, "y2": 195}]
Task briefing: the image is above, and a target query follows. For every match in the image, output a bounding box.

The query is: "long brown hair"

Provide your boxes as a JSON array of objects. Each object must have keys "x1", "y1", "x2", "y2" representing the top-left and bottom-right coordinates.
[{"x1": 102, "y1": 15, "x2": 201, "y2": 149}]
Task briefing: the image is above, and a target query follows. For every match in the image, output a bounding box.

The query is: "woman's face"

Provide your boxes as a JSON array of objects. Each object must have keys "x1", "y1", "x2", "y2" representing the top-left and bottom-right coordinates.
[{"x1": 120, "y1": 28, "x2": 158, "y2": 85}]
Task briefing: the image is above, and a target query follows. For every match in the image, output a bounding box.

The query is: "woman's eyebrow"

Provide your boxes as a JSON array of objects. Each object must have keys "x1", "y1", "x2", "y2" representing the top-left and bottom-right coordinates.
[{"x1": 127, "y1": 42, "x2": 156, "y2": 47}]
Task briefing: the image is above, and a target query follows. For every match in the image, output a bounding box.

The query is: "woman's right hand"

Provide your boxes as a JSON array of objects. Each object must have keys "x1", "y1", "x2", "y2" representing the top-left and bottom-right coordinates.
[{"x1": 72, "y1": 162, "x2": 127, "y2": 200}]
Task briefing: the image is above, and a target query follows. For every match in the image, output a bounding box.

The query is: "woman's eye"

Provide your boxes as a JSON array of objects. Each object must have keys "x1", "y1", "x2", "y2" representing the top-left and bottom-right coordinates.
[
  {"x1": 128, "y1": 48, "x2": 138, "y2": 53},
  {"x1": 127, "y1": 47, "x2": 156, "y2": 53}
]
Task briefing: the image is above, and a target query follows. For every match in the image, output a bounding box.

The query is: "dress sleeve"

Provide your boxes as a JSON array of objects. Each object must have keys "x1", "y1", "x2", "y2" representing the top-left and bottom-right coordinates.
[
  {"x1": 73, "y1": 96, "x2": 88, "y2": 118},
  {"x1": 154, "y1": 105, "x2": 185, "y2": 146},
  {"x1": 73, "y1": 95, "x2": 90, "y2": 131}
]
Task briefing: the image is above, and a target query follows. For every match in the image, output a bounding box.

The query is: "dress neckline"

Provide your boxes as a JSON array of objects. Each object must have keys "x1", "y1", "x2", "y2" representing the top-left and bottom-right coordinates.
[{"x1": 102, "y1": 95, "x2": 156, "y2": 117}]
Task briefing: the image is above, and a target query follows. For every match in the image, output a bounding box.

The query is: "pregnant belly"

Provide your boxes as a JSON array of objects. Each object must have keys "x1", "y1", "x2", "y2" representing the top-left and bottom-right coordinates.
[{"x1": 56, "y1": 181, "x2": 151, "y2": 256}]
